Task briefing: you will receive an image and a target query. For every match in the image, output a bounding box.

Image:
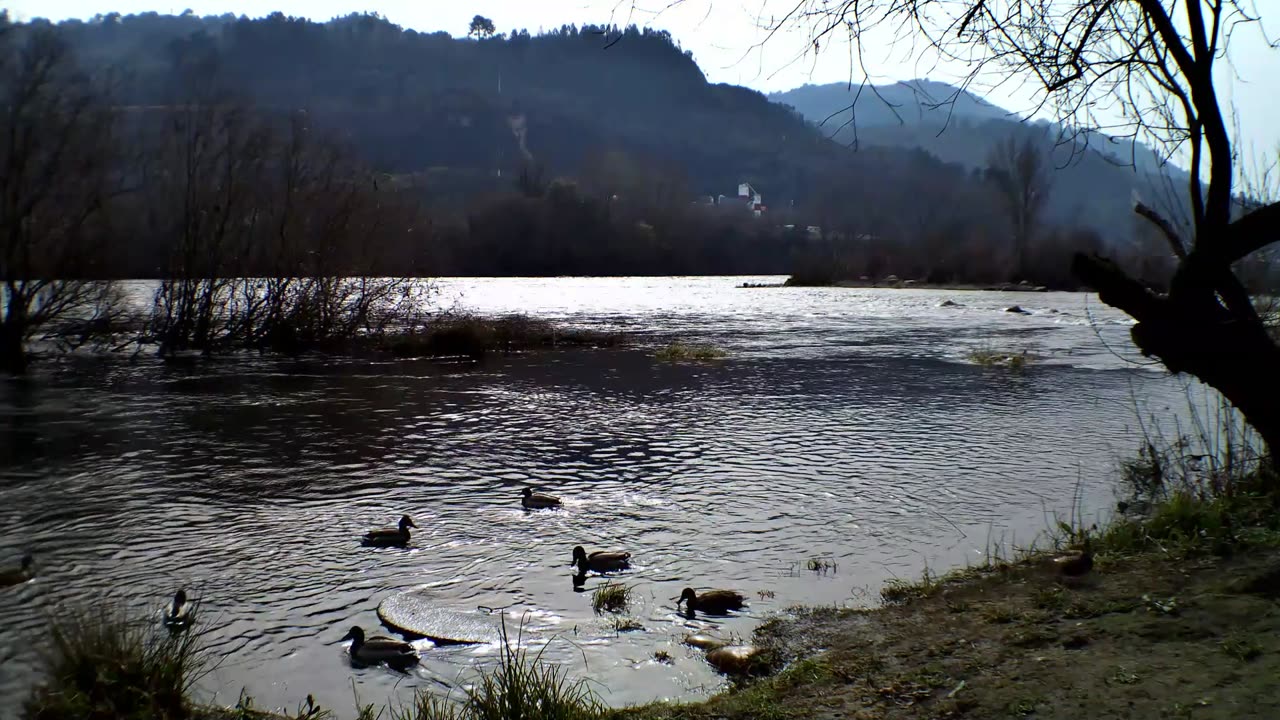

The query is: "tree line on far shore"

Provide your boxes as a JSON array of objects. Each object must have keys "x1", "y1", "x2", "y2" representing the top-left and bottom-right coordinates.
[{"x1": 2, "y1": 11, "x2": 1273, "y2": 375}]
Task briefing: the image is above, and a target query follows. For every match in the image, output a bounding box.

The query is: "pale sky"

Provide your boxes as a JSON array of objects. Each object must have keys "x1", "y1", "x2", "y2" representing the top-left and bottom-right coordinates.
[{"x1": 6, "y1": 0, "x2": 1279, "y2": 165}]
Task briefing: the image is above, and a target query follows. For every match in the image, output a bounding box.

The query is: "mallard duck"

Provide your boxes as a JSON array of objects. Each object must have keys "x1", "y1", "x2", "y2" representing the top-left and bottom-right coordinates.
[
  {"x1": 341, "y1": 626, "x2": 418, "y2": 667},
  {"x1": 0, "y1": 553, "x2": 34, "y2": 587},
  {"x1": 1054, "y1": 538, "x2": 1094, "y2": 578},
  {"x1": 682, "y1": 633, "x2": 728, "y2": 651},
  {"x1": 362, "y1": 515, "x2": 416, "y2": 547},
  {"x1": 705, "y1": 645, "x2": 763, "y2": 676},
  {"x1": 572, "y1": 546, "x2": 630, "y2": 573},
  {"x1": 522, "y1": 488, "x2": 562, "y2": 510},
  {"x1": 678, "y1": 588, "x2": 746, "y2": 614},
  {"x1": 164, "y1": 589, "x2": 193, "y2": 627}
]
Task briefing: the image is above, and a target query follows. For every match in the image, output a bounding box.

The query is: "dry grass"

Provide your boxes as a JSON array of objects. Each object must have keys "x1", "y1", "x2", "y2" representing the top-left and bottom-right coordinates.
[{"x1": 24, "y1": 604, "x2": 206, "y2": 720}]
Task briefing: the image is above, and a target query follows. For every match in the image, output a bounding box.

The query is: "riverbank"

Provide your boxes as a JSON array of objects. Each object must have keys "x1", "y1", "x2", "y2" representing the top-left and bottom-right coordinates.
[
  {"x1": 621, "y1": 546, "x2": 1280, "y2": 719},
  {"x1": 616, "y1": 453, "x2": 1280, "y2": 720}
]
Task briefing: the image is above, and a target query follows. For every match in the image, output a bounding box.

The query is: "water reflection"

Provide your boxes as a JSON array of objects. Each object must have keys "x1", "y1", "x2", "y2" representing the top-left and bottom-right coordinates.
[{"x1": 0, "y1": 279, "x2": 1195, "y2": 716}]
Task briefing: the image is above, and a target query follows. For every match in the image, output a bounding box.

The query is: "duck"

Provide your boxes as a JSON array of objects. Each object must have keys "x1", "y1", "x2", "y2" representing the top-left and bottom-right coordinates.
[
  {"x1": 1054, "y1": 538, "x2": 1094, "y2": 578},
  {"x1": 677, "y1": 588, "x2": 746, "y2": 614},
  {"x1": 164, "y1": 589, "x2": 193, "y2": 627},
  {"x1": 572, "y1": 546, "x2": 631, "y2": 573},
  {"x1": 522, "y1": 488, "x2": 562, "y2": 510},
  {"x1": 362, "y1": 515, "x2": 416, "y2": 547},
  {"x1": 341, "y1": 626, "x2": 418, "y2": 667},
  {"x1": 0, "y1": 553, "x2": 34, "y2": 587},
  {"x1": 705, "y1": 645, "x2": 763, "y2": 676}
]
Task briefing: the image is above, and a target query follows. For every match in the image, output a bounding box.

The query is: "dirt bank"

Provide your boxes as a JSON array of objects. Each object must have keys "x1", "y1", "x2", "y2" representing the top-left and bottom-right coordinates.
[{"x1": 622, "y1": 546, "x2": 1280, "y2": 719}]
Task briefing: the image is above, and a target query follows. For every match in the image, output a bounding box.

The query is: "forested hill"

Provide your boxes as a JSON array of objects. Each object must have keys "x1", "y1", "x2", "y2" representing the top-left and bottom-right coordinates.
[
  {"x1": 3, "y1": 11, "x2": 1180, "y2": 283},
  {"x1": 769, "y1": 81, "x2": 1192, "y2": 243},
  {"x1": 37, "y1": 11, "x2": 847, "y2": 203}
]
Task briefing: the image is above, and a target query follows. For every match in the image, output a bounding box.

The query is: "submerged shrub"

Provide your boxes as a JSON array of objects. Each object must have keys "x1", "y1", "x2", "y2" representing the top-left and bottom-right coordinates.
[
  {"x1": 966, "y1": 346, "x2": 1030, "y2": 372},
  {"x1": 386, "y1": 314, "x2": 621, "y2": 360},
  {"x1": 654, "y1": 341, "x2": 727, "y2": 362}
]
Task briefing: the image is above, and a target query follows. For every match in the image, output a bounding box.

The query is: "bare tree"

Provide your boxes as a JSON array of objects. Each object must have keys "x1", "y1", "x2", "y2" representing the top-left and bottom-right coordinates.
[
  {"x1": 0, "y1": 28, "x2": 116, "y2": 374},
  {"x1": 736, "y1": 0, "x2": 1280, "y2": 466},
  {"x1": 986, "y1": 134, "x2": 1052, "y2": 280}
]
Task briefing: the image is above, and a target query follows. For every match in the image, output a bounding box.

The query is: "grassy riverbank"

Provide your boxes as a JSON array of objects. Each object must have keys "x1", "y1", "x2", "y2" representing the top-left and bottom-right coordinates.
[
  {"x1": 621, "y1": 544, "x2": 1280, "y2": 720},
  {"x1": 19, "y1": 449, "x2": 1280, "y2": 720}
]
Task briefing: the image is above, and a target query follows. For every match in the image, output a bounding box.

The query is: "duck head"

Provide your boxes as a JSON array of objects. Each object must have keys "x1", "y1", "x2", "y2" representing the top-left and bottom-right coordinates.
[
  {"x1": 173, "y1": 589, "x2": 187, "y2": 609},
  {"x1": 522, "y1": 488, "x2": 533, "y2": 498},
  {"x1": 341, "y1": 626, "x2": 365, "y2": 645},
  {"x1": 676, "y1": 588, "x2": 697, "y2": 607},
  {"x1": 21, "y1": 553, "x2": 33, "y2": 571},
  {"x1": 571, "y1": 546, "x2": 587, "y2": 566},
  {"x1": 399, "y1": 516, "x2": 417, "y2": 531}
]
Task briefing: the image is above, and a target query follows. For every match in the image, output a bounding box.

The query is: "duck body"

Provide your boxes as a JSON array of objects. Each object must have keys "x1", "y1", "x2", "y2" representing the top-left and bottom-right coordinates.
[
  {"x1": 342, "y1": 626, "x2": 418, "y2": 668},
  {"x1": 705, "y1": 645, "x2": 763, "y2": 676},
  {"x1": 522, "y1": 488, "x2": 562, "y2": 510},
  {"x1": 682, "y1": 633, "x2": 728, "y2": 651},
  {"x1": 678, "y1": 588, "x2": 746, "y2": 614},
  {"x1": 1053, "y1": 538, "x2": 1094, "y2": 578},
  {"x1": 362, "y1": 515, "x2": 416, "y2": 547},
  {"x1": 572, "y1": 546, "x2": 631, "y2": 573},
  {"x1": 1055, "y1": 550, "x2": 1094, "y2": 577},
  {"x1": 164, "y1": 589, "x2": 193, "y2": 628},
  {"x1": 0, "y1": 554, "x2": 34, "y2": 587}
]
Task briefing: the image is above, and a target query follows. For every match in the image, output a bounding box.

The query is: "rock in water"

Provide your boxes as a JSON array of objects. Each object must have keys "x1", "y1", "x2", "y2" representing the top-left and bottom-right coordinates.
[
  {"x1": 377, "y1": 591, "x2": 500, "y2": 645},
  {"x1": 705, "y1": 645, "x2": 763, "y2": 675}
]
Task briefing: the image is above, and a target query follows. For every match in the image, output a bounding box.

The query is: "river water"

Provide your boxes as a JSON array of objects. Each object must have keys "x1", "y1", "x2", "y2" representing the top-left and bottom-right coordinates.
[{"x1": 0, "y1": 277, "x2": 1208, "y2": 716}]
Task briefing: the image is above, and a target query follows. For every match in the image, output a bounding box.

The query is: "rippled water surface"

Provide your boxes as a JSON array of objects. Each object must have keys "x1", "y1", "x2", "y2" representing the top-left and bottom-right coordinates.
[{"x1": 0, "y1": 277, "x2": 1205, "y2": 716}]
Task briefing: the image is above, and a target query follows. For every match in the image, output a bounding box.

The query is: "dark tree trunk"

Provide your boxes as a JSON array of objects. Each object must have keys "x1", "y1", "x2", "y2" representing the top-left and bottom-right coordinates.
[
  {"x1": 0, "y1": 323, "x2": 28, "y2": 375},
  {"x1": 1073, "y1": 253, "x2": 1280, "y2": 471}
]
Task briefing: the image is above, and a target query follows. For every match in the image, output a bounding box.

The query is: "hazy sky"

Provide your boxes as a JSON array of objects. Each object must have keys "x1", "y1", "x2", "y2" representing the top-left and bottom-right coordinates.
[{"x1": 7, "y1": 0, "x2": 1279, "y2": 162}]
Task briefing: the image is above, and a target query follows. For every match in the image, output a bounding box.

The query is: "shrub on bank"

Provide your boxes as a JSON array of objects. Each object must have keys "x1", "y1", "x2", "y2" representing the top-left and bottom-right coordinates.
[{"x1": 24, "y1": 605, "x2": 204, "y2": 720}]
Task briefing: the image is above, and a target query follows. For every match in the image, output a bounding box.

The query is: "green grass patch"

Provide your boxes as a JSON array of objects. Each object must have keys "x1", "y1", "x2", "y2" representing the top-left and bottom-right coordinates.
[
  {"x1": 804, "y1": 556, "x2": 836, "y2": 573},
  {"x1": 654, "y1": 342, "x2": 727, "y2": 362},
  {"x1": 592, "y1": 582, "x2": 632, "y2": 614},
  {"x1": 880, "y1": 568, "x2": 944, "y2": 605},
  {"x1": 24, "y1": 603, "x2": 205, "y2": 720},
  {"x1": 1221, "y1": 633, "x2": 1263, "y2": 661},
  {"x1": 392, "y1": 620, "x2": 604, "y2": 720}
]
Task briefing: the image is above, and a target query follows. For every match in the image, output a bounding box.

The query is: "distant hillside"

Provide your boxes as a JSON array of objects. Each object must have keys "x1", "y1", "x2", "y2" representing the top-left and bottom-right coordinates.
[
  {"x1": 771, "y1": 79, "x2": 1012, "y2": 133},
  {"x1": 3, "y1": 12, "x2": 1177, "y2": 283},
  {"x1": 770, "y1": 81, "x2": 1193, "y2": 247},
  {"x1": 40, "y1": 12, "x2": 853, "y2": 206}
]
